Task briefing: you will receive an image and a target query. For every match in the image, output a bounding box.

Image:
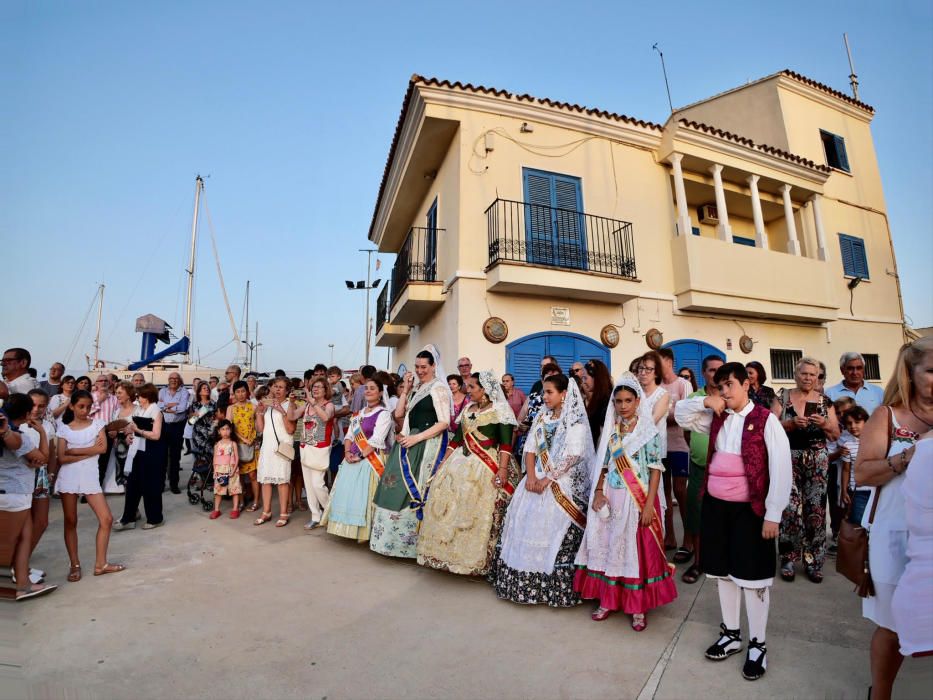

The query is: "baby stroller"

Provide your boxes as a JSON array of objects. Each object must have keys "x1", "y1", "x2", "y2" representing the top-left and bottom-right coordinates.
[{"x1": 187, "y1": 451, "x2": 214, "y2": 511}]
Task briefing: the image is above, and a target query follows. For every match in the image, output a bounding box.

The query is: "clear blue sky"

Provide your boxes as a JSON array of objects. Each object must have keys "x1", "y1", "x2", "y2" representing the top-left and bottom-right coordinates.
[{"x1": 2, "y1": 0, "x2": 931, "y2": 377}]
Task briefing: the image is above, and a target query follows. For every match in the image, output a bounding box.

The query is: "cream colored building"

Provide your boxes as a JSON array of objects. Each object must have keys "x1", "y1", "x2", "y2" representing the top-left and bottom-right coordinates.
[{"x1": 369, "y1": 71, "x2": 907, "y2": 392}]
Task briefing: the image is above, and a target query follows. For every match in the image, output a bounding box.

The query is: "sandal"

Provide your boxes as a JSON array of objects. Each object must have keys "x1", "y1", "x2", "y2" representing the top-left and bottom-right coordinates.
[
  {"x1": 672, "y1": 547, "x2": 695, "y2": 564},
  {"x1": 246, "y1": 502, "x2": 260, "y2": 512},
  {"x1": 253, "y1": 511, "x2": 273, "y2": 526},
  {"x1": 631, "y1": 614, "x2": 647, "y2": 632},
  {"x1": 67, "y1": 564, "x2": 82, "y2": 582},
  {"x1": 94, "y1": 563, "x2": 126, "y2": 576},
  {"x1": 806, "y1": 567, "x2": 823, "y2": 584},
  {"x1": 275, "y1": 513, "x2": 290, "y2": 527},
  {"x1": 16, "y1": 582, "x2": 58, "y2": 601},
  {"x1": 591, "y1": 606, "x2": 612, "y2": 622},
  {"x1": 682, "y1": 564, "x2": 702, "y2": 584},
  {"x1": 780, "y1": 561, "x2": 796, "y2": 582}
]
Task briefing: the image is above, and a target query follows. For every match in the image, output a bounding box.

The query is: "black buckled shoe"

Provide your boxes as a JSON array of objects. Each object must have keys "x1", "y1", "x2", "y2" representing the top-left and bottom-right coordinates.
[
  {"x1": 742, "y1": 638, "x2": 767, "y2": 680},
  {"x1": 705, "y1": 623, "x2": 743, "y2": 660}
]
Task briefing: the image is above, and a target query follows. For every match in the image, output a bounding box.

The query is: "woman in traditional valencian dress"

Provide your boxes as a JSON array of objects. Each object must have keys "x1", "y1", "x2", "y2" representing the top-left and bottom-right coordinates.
[
  {"x1": 574, "y1": 374, "x2": 678, "y2": 631},
  {"x1": 370, "y1": 345, "x2": 451, "y2": 559},
  {"x1": 490, "y1": 374, "x2": 594, "y2": 607},
  {"x1": 324, "y1": 377, "x2": 394, "y2": 542},
  {"x1": 418, "y1": 370, "x2": 521, "y2": 575}
]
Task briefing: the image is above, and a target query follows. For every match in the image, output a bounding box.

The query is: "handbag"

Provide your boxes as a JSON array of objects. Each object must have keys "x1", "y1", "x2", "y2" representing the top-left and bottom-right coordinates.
[
  {"x1": 237, "y1": 442, "x2": 255, "y2": 462},
  {"x1": 269, "y1": 409, "x2": 295, "y2": 461},
  {"x1": 835, "y1": 407, "x2": 892, "y2": 597}
]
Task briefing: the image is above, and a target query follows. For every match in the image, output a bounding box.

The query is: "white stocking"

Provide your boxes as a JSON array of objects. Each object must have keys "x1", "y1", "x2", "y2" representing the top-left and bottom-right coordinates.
[
  {"x1": 744, "y1": 586, "x2": 770, "y2": 661},
  {"x1": 717, "y1": 578, "x2": 742, "y2": 630}
]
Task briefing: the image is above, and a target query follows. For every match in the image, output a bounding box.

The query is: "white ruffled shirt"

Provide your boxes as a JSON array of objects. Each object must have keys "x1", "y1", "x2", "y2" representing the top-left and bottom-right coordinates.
[{"x1": 675, "y1": 397, "x2": 792, "y2": 523}]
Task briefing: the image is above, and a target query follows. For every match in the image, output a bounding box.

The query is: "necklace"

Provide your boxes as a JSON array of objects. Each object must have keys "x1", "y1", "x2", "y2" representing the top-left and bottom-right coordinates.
[{"x1": 619, "y1": 416, "x2": 637, "y2": 433}]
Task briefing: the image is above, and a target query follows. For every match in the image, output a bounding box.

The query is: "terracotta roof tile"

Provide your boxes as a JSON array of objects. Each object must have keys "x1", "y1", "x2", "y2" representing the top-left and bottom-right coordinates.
[
  {"x1": 780, "y1": 69, "x2": 874, "y2": 113},
  {"x1": 368, "y1": 75, "x2": 662, "y2": 240},
  {"x1": 678, "y1": 119, "x2": 832, "y2": 173}
]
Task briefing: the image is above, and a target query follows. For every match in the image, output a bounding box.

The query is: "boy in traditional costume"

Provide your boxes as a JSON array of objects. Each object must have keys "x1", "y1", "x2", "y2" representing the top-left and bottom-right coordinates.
[{"x1": 675, "y1": 362, "x2": 791, "y2": 680}]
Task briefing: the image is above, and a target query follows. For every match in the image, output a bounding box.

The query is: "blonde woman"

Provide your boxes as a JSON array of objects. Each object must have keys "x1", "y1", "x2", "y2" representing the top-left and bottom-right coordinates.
[{"x1": 254, "y1": 377, "x2": 297, "y2": 527}]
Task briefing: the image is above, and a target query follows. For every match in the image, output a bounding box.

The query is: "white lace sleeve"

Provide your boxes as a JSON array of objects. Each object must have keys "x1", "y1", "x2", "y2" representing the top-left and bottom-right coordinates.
[
  {"x1": 430, "y1": 382, "x2": 451, "y2": 427},
  {"x1": 368, "y1": 410, "x2": 393, "y2": 450},
  {"x1": 549, "y1": 422, "x2": 588, "y2": 480}
]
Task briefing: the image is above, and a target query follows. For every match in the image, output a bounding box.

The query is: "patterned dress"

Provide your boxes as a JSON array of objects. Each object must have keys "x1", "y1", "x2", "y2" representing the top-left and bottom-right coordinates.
[
  {"x1": 417, "y1": 404, "x2": 519, "y2": 575},
  {"x1": 212, "y1": 440, "x2": 242, "y2": 495},
  {"x1": 370, "y1": 380, "x2": 450, "y2": 558},
  {"x1": 231, "y1": 402, "x2": 258, "y2": 474},
  {"x1": 489, "y1": 417, "x2": 591, "y2": 607},
  {"x1": 778, "y1": 390, "x2": 832, "y2": 573}
]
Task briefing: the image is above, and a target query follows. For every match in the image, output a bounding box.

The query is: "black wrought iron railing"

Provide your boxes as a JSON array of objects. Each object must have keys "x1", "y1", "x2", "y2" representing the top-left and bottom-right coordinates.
[
  {"x1": 390, "y1": 227, "x2": 443, "y2": 308},
  {"x1": 485, "y1": 199, "x2": 637, "y2": 278},
  {"x1": 375, "y1": 281, "x2": 390, "y2": 334}
]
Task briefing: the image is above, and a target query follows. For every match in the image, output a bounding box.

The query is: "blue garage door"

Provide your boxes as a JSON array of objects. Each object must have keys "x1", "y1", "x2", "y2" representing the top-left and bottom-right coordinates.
[
  {"x1": 661, "y1": 338, "x2": 726, "y2": 389},
  {"x1": 506, "y1": 331, "x2": 610, "y2": 394}
]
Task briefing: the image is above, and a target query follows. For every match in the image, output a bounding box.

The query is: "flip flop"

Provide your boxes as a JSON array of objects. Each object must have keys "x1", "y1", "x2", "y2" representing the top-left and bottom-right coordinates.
[
  {"x1": 94, "y1": 563, "x2": 126, "y2": 576},
  {"x1": 672, "y1": 547, "x2": 695, "y2": 564},
  {"x1": 16, "y1": 583, "x2": 58, "y2": 601}
]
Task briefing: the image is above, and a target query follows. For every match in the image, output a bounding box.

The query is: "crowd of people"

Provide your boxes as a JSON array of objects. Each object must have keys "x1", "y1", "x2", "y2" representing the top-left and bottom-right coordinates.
[{"x1": 1, "y1": 338, "x2": 930, "y2": 693}]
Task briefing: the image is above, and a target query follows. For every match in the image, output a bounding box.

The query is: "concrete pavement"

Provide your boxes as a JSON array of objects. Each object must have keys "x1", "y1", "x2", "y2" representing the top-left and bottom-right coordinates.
[{"x1": 4, "y1": 458, "x2": 931, "y2": 699}]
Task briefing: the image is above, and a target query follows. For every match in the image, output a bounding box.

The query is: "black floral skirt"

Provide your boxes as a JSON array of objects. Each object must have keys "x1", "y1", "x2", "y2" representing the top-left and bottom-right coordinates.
[{"x1": 488, "y1": 524, "x2": 584, "y2": 608}]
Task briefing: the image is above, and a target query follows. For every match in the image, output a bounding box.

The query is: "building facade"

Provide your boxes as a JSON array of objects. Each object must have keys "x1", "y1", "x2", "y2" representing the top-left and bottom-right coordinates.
[{"x1": 369, "y1": 71, "x2": 907, "y2": 392}]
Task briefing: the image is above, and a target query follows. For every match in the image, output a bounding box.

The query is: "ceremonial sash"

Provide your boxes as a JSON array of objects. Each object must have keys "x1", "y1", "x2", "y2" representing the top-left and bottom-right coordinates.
[
  {"x1": 608, "y1": 430, "x2": 674, "y2": 573},
  {"x1": 534, "y1": 423, "x2": 587, "y2": 529},
  {"x1": 464, "y1": 429, "x2": 514, "y2": 496},
  {"x1": 400, "y1": 430, "x2": 449, "y2": 520},
  {"x1": 349, "y1": 413, "x2": 385, "y2": 478}
]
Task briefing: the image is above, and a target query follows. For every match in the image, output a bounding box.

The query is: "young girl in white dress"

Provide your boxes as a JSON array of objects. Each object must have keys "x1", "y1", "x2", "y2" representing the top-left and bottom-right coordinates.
[{"x1": 56, "y1": 390, "x2": 125, "y2": 582}]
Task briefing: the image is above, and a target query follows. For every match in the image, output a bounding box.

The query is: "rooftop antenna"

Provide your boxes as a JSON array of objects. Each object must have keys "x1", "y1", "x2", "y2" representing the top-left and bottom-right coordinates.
[
  {"x1": 652, "y1": 43, "x2": 674, "y2": 113},
  {"x1": 843, "y1": 33, "x2": 860, "y2": 101}
]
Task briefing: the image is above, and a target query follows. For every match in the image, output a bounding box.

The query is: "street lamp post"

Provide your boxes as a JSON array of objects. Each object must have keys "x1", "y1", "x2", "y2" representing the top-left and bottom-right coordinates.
[
  {"x1": 345, "y1": 248, "x2": 380, "y2": 366},
  {"x1": 328, "y1": 343, "x2": 335, "y2": 365}
]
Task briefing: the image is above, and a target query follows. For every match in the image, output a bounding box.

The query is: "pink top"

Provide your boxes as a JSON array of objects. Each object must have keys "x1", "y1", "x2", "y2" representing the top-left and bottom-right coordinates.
[
  {"x1": 213, "y1": 441, "x2": 236, "y2": 466},
  {"x1": 707, "y1": 451, "x2": 750, "y2": 502}
]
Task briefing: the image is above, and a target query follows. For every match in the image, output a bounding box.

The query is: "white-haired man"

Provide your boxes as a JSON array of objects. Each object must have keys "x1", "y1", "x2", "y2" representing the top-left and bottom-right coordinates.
[{"x1": 824, "y1": 352, "x2": 884, "y2": 414}]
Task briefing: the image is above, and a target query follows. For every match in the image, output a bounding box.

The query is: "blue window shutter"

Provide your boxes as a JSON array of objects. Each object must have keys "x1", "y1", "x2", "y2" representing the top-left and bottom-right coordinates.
[
  {"x1": 838, "y1": 233, "x2": 869, "y2": 279},
  {"x1": 524, "y1": 171, "x2": 554, "y2": 264},
  {"x1": 733, "y1": 235, "x2": 755, "y2": 247},
  {"x1": 691, "y1": 227, "x2": 701, "y2": 236},
  {"x1": 834, "y1": 135, "x2": 850, "y2": 172},
  {"x1": 553, "y1": 175, "x2": 586, "y2": 269},
  {"x1": 851, "y1": 237, "x2": 869, "y2": 278}
]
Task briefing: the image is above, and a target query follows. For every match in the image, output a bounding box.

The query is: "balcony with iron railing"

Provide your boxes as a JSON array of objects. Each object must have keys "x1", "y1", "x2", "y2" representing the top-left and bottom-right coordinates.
[
  {"x1": 374, "y1": 279, "x2": 410, "y2": 347},
  {"x1": 384, "y1": 226, "x2": 446, "y2": 328},
  {"x1": 484, "y1": 198, "x2": 641, "y2": 302}
]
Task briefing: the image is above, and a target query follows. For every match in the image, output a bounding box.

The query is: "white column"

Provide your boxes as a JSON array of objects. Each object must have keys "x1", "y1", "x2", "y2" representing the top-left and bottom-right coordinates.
[
  {"x1": 709, "y1": 164, "x2": 733, "y2": 242},
  {"x1": 747, "y1": 174, "x2": 768, "y2": 249},
  {"x1": 810, "y1": 194, "x2": 828, "y2": 261},
  {"x1": 668, "y1": 153, "x2": 693, "y2": 237},
  {"x1": 780, "y1": 184, "x2": 801, "y2": 256}
]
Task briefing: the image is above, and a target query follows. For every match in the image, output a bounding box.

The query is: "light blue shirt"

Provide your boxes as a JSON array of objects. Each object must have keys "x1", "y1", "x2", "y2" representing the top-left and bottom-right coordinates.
[
  {"x1": 825, "y1": 381, "x2": 884, "y2": 415},
  {"x1": 158, "y1": 386, "x2": 191, "y2": 423}
]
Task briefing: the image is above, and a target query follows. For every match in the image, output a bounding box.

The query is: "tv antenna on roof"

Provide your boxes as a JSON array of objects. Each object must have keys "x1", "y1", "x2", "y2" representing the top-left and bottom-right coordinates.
[
  {"x1": 652, "y1": 43, "x2": 674, "y2": 114},
  {"x1": 843, "y1": 33, "x2": 860, "y2": 101}
]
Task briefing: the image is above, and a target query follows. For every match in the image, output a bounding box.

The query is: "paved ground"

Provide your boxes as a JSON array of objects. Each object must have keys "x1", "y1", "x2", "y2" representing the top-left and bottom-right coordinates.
[{"x1": 4, "y1": 457, "x2": 931, "y2": 699}]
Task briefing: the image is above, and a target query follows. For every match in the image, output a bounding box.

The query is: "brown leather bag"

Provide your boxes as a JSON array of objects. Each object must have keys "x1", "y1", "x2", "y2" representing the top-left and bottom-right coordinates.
[{"x1": 835, "y1": 407, "x2": 892, "y2": 597}]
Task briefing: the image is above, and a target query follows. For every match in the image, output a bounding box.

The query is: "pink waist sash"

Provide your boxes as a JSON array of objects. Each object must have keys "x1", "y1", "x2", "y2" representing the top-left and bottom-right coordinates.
[{"x1": 708, "y1": 452, "x2": 750, "y2": 502}]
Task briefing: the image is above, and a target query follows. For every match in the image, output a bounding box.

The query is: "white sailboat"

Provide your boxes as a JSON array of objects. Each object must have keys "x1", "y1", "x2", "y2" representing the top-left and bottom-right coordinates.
[{"x1": 88, "y1": 176, "x2": 243, "y2": 385}]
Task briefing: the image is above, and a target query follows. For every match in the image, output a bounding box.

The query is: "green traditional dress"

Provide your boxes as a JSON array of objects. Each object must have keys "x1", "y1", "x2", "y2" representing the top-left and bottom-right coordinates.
[{"x1": 370, "y1": 378, "x2": 450, "y2": 558}]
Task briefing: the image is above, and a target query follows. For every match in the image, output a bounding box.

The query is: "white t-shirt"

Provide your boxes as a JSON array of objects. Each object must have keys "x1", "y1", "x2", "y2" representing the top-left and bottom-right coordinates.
[{"x1": 6, "y1": 374, "x2": 39, "y2": 394}]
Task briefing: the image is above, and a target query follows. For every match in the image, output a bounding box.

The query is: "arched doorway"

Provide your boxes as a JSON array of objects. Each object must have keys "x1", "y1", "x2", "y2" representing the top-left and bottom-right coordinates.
[
  {"x1": 661, "y1": 338, "x2": 726, "y2": 385},
  {"x1": 506, "y1": 331, "x2": 610, "y2": 394}
]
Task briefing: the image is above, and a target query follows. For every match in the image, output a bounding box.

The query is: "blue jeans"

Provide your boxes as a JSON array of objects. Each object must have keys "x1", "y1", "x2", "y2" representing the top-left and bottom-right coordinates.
[{"x1": 848, "y1": 490, "x2": 870, "y2": 525}]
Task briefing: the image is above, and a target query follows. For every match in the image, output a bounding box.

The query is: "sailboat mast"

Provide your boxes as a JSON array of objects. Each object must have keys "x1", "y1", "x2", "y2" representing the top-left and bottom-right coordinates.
[
  {"x1": 93, "y1": 283, "x2": 105, "y2": 367},
  {"x1": 183, "y1": 175, "x2": 204, "y2": 363},
  {"x1": 244, "y1": 280, "x2": 250, "y2": 370}
]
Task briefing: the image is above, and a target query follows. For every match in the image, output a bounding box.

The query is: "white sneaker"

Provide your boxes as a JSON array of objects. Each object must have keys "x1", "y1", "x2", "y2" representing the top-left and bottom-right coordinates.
[
  {"x1": 10, "y1": 568, "x2": 45, "y2": 585},
  {"x1": 112, "y1": 520, "x2": 136, "y2": 531}
]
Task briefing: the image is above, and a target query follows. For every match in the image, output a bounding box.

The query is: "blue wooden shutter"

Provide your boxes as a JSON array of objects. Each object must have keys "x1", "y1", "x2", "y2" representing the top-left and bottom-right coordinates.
[
  {"x1": 839, "y1": 233, "x2": 869, "y2": 279},
  {"x1": 524, "y1": 172, "x2": 554, "y2": 264},
  {"x1": 425, "y1": 198, "x2": 438, "y2": 280},
  {"x1": 834, "y1": 135, "x2": 850, "y2": 172},
  {"x1": 553, "y1": 175, "x2": 586, "y2": 269}
]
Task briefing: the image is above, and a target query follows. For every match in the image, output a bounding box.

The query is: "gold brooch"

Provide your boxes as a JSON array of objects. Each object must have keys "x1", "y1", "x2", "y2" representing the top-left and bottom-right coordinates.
[{"x1": 747, "y1": 424, "x2": 755, "y2": 431}]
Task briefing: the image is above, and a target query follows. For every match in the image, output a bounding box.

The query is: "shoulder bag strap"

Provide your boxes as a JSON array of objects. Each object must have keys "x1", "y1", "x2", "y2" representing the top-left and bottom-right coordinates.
[
  {"x1": 867, "y1": 406, "x2": 894, "y2": 526},
  {"x1": 269, "y1": 407, "x2": 281, "y2": 446}
]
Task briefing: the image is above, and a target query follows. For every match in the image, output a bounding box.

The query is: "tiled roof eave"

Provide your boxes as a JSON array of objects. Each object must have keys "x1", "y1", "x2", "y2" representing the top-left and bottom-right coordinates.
[{"x1": 677, "y1": 119, "x2": 832, "y2": 174}]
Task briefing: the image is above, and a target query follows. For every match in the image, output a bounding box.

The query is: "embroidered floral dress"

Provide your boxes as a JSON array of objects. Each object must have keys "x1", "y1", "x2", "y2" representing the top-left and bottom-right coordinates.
[
  {"x1": 231, "y1": 402, "x2": 258, "y2": 474},
  {"x1": 417, "y1": 403, "x2": 519, "y2": 575}
]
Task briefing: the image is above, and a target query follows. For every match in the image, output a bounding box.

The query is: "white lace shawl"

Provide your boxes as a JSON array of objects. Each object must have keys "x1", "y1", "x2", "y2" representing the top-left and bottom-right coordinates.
[
  {"x1": 501, "y1": 380, "x2": 594, "y2": 575},
  {"x1": 477, "y1": 369, "x2": 518, "y2": 427},
  {"x1": 587, "y1": 373, "x2": 661, "y2": 503},
  {"x1": 401, "y1": 379, "x2": 452, "y2": 436}
]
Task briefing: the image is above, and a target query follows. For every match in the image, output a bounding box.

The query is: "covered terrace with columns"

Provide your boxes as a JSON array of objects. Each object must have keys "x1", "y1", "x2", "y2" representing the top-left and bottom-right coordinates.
[{"x1": 656, "y1": 119, "x2": 838, "y2": 323}]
